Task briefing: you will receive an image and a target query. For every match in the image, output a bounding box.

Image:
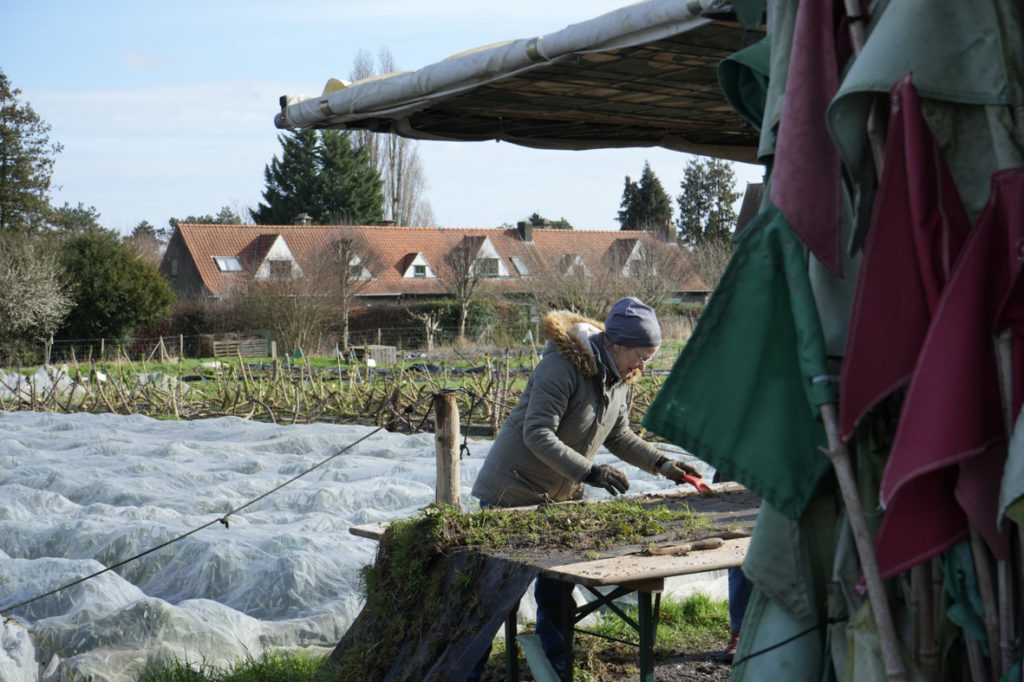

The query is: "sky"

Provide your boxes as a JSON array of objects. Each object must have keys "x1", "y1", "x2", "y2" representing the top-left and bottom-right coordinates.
[{"x1": 2, "y1": 1, "x2": 765, "y2": 235}]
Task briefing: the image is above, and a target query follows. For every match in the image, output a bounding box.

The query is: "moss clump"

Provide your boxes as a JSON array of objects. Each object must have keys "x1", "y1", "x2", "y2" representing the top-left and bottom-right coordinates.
[{"x1": 317, "y1": 499, "x2": 713, "y2": 681}]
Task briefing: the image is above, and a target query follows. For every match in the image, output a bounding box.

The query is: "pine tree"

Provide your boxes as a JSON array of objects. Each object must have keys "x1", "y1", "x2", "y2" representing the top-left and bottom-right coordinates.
[
  {"x1": 318, "y1": 130, "x2": 385, "y2": 224},
  {"x1": 252, "y1": 130, "x2": 383, "y2": 226},
  {"x1": 617, "y1": 161, "x2": 672, "y2": 239},
  {"x1": 676, "y1": 157, "x2": 740, "y2": 248},
  {"x1": 0, "y1": 69, "x2": 63, "y2": 233},
  {"x1": 57, "y1": 228, "x2": 174, "y2": 341}
]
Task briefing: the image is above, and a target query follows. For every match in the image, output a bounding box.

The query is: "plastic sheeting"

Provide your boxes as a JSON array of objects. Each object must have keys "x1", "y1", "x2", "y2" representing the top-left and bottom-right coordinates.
[{"x1": 0, "y1": 411, "x2": 704, "y2": 680}]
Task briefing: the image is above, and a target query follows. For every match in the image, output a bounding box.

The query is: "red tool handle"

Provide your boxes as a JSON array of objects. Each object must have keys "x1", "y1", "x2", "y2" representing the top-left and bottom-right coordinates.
[{"x1": 681, "y1": 473, "x2": 711, "y2": 492}]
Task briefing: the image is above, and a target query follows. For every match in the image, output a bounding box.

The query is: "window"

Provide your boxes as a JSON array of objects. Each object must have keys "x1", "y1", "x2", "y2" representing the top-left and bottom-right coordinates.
[
  {"x1": 510, "y1": 257, "x2": 529, "y2": 276},
  {"x1": 213, "y1": 256, "x2": 242, "y2": 272},
  {"x1": 170, "y1": 258, "x2": 178, "y2": 276},
  {"x1": 475, "y1": 258, "x2": 499, "y2": 277},
  {"x1": 269, "y1": 260, "x2": 292, "y2": 279},
  {"x1": 413, "y1": 264, "x2": 427, "y2": 278}
]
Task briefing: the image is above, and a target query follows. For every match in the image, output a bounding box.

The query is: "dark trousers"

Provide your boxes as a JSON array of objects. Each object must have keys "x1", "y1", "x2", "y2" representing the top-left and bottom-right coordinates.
[{"x1": 728, "y1": 567, "x2": 753, "y2": 631}]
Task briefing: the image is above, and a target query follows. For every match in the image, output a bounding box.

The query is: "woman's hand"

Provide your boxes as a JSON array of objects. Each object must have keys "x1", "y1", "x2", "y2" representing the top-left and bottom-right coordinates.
[{"x1": 584, "y1": 464, "x2": 630, "y2": 495}]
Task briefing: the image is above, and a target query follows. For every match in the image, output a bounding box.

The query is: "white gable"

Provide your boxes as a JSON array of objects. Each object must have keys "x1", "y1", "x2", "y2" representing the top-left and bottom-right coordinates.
[
  {"x1": 348, "y1": 253, "x2": 374, "y2": 280},
  {"x1": 401, "y1": 252, "x2": 437, "y2": 279},
  {"x1": 622, "y1": 241, "x2": 649, "y2": 277},
  {"x1": 254, "y1": 235, "x2": 304, "y2": 281},
  {"x1": 472, "y1": 237, "x2": 509, "y2": 277},
  {"x1": 563, "y1": 253, "x2": 592, "y2": 278}
]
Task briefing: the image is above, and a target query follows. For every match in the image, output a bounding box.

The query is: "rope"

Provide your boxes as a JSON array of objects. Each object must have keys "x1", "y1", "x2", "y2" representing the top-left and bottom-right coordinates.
[
  {"x1": 1, "y1": 393, "x2": 434, "y2": 617},
  {"x1": 731, "y1": 616, "x2": 848, "y2": 667}
]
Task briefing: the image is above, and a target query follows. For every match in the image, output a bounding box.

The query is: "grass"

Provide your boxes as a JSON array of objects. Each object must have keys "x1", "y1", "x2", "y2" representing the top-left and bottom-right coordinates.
[
  {"x1": 137, "y1": 650, "x2": 325, "y2": 682},
  {"x1": 135, "y1": 593, "x2": 726, "y2": 682},
  {"x1": 589, "y1": 591, "x2": 729, "y2": 654}
]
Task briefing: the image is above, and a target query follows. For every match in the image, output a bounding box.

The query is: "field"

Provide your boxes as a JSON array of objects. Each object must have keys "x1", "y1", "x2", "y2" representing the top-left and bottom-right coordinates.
[{"x1": 0, "y1": 341, "x2": 687, "y2": 437}]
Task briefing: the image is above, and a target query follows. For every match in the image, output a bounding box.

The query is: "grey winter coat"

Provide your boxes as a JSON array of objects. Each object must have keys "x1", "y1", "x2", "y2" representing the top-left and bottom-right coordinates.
[{"x1": 471, "y1": 309, "x2": 666, "y2": 507}]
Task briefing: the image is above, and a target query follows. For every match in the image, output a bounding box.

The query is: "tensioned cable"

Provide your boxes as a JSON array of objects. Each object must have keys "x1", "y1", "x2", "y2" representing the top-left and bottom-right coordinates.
[
  {"x1": 731, "y1": 616, "x2": 848, "y2": 667},
  {"x1": 1, "y1": 393, "x2": 435, "y2": 616}
]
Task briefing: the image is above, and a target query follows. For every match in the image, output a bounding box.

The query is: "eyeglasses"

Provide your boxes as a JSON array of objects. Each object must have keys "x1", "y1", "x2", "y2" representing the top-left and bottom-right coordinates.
[{"x1": 619, "y1": 346, "x2": 657, "y2": 367}]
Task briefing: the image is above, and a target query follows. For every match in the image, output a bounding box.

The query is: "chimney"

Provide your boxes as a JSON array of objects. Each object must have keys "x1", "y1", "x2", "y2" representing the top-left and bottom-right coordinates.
[
  {"x1": 517, "y1": 220, "x2": 533, "y2": 242},
  {"x1": 293, "y1": 212, "x2": 313, "y2": 226}
]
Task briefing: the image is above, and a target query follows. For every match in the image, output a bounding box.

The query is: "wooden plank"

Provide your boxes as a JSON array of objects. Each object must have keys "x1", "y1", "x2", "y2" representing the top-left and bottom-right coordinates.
[
  {"x1": 517, "y1": 634, "x2": 563, "y2": 682},
  {"x1": 349, "y1": 522, "x2": 388, "y2": 540},
  {"x1": 542, "y1": 536, "x2": 750, "y2": 587}
]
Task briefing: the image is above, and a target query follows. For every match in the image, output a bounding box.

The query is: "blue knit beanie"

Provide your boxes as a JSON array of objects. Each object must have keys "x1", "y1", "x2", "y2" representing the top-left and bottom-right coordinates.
[{"x1": 604, "y1": 297, "x2": 661, "y2": 347}]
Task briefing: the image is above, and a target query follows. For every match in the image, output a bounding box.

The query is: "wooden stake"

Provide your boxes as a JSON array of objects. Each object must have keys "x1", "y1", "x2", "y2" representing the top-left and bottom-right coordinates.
[
  {"x1": 820, "y1": 403, "x2": 907, "y2": 681},
  {"x1": 433, "y1": 389, "x2": 461, "y2": 510}
]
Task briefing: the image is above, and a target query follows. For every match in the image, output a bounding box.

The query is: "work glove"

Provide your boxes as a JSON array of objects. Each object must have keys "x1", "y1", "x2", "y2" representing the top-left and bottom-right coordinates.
[
  {"x1": 657, "y1": 457, "x2": 700, "y2": 481},
  {"x1": 584, "y1": 464, "x2": 630, "y2": 496}
]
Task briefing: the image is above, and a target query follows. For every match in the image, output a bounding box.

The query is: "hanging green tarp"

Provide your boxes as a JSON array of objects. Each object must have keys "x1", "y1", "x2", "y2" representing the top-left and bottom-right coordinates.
[{"x1": 643, "y1": 203, "x2": 835, "y2": 519}]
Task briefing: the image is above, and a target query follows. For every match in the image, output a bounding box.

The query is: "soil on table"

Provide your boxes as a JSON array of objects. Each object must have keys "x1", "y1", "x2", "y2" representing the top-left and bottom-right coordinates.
[{"x1": 480, "y1": 485, "x2": 756, "y2": 682}]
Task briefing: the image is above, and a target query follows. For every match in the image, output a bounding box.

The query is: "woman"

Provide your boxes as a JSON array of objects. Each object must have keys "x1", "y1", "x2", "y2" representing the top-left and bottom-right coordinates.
[{"x1": 470, "y1": 296, "x2": 698, "y2": 680}]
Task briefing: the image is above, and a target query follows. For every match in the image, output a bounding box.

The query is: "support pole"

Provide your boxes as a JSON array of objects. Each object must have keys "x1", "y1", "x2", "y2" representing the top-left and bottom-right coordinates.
[
  {"x1": 433, "y1": 389, "x2": 461, "y2": 509},
  {"x1": 820, "y1": 403, "x2": 907, "y2": 681}
]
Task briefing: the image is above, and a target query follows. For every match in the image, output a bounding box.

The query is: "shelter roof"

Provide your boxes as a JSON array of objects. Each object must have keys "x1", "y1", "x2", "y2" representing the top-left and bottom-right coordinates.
[{"x1": 275, "y1": 0, "x2": 763, "y2": 162}]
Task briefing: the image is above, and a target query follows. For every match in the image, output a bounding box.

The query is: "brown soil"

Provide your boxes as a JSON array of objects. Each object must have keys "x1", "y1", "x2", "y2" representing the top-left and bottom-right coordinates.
[{"x1": 490, "y1": 636, "x2": 733, "y2": 681}]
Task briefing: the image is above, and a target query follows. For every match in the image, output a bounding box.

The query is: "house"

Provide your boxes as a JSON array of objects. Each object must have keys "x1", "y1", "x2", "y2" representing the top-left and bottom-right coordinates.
[{"x1": 159, "y1": 221, "x2": 709, "y2": 304}]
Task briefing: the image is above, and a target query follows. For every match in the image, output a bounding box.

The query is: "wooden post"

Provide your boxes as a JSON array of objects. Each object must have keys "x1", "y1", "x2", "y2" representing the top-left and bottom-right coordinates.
[
  {"x1": 820, "y1": 403, "x2": 907, "y2": 681},
  {"x1": 433, "y1": 389, "x2": 461, "y2": 509}
]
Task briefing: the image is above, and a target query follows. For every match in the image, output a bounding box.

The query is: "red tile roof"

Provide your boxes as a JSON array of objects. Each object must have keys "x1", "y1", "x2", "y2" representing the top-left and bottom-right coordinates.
[{"x1": 170, "y1": 223, "x2": 708, "y2": 300}]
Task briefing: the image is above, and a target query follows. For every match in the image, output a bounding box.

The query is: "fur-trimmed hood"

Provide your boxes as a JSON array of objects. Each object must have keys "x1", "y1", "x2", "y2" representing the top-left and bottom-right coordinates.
[{"x1": 541, "y1": 309, "x2": 605, "y2": 378}]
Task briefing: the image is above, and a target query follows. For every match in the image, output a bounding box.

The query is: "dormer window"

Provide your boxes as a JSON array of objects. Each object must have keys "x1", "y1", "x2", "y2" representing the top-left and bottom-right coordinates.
[
  {"x1": 214, "y1": 256, "x2": 243, "y2": 272},
  {"x1": 475, "y1": 257, "x2": 499, "y2": 277},
  {"x1": 269, "y1": 260, "x2": 292, "y2": 279},
  {"x1": 413, "y1": 264, "x2": 427, "y2": 278}
]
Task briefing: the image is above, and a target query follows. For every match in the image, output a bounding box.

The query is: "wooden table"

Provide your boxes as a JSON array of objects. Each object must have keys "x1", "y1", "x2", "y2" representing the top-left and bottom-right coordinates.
[{"x1": 349, "y1": 483, "x2": 758, "y2": 682}]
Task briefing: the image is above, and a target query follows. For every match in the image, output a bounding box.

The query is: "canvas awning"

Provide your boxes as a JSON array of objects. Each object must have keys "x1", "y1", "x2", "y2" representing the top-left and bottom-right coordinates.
[{"x1": 274, "y1": 0, "x2": 763, "y2": 162}]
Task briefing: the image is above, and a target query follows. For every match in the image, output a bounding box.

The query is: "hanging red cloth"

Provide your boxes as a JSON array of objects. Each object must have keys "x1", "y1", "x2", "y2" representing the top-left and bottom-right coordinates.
[
  {"x1": 838, "y1": 75, "x2": 971, "y2": 441},
  {"x1": 874, "y1": 169, "x2": 1024, "y2": 579},
  {"x1": 770, "y1": 0, "x2": 850, "y2": 276}
]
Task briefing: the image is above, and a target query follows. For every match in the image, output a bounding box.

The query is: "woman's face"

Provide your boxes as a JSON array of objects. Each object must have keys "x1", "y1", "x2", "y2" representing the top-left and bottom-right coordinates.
[{"x1": 610, "y1": 343, "x2": 659, "y2": 378}]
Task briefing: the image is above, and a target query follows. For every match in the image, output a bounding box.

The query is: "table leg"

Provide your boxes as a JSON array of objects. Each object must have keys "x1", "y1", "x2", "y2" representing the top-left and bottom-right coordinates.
[
  {"x1": 505, "y1": 600, "x2": 520, "y2": 681},
  {"x1": 637, "y1": 591, "x2": 657, "y2": 682},
  {"x1": 559, "y1": 584, "x2": 575, "y2": 682}
]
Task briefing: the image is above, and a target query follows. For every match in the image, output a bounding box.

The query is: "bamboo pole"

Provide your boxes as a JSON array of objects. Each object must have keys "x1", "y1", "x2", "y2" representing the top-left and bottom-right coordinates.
[
  {"x1": 832, "y1": 6, "x2": 911, "y2": 679},
  {"x1": 821, "y1": 403, "x2": 907, "y2": 681},
  {"x1": 994, "y1": 332, "x2": 1017, "y2": 672},
  {"x1": 433, "y1": 389, "x2": 461, "y2": 509},
  {"x1": 969, "y1": 525, "x2": 1001, "y2": 679},
  {"x1": 912, "y1": 563, "x2": 938, "y2": 679}
]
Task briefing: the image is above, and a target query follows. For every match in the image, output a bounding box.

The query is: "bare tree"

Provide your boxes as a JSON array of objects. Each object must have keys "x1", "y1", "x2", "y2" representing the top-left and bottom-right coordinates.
[
  {"x1": 688, "y1": 239, "x2": 734, "y2": 290},
  {"x1": 436, "y1": 234, "x2": 491, "y2": 343},
  {"x1": 234, "y1": 278, "x2": 332, "y2": 357},
  {"x1": 409, "y1": 308, "x2": 443, "y2": 351},
  {"x1": 230, "y1": 250, "x2": 339, "y2": 356},
  {"x1": 606, "y1": 236, "x2": 698, "y2": 316},
  {"x1": 349, "y1": 48, "x2": 434, "y2": 226},
  {"x1": 523, "y1": 252, "x2": 619, "y2": 321},
  {"x1": 349, "y1": 50, "x2": 385, "y2": 174},
  {"x1": 324, "y1": 231, "x2": 379, "y2": 352}
]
